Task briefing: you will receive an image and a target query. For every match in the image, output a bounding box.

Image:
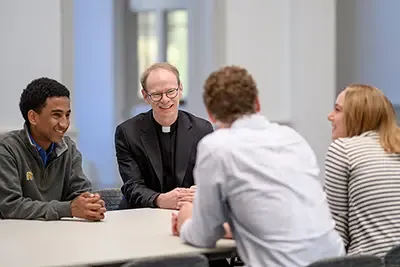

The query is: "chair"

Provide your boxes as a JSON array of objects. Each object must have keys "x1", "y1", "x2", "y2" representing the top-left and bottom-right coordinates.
[
  {"x1": 306, "y1": 255, "x2": 383, "y2": 267},
  {"x1": 384, "y1": 244, "x2": 400, "y2": 267},
  {"x1": 121, "y1": 254, "x2": 209, "y2": 267},
  {"x1": 93, "y1": 188, "x2": 124, "y2": 211}
]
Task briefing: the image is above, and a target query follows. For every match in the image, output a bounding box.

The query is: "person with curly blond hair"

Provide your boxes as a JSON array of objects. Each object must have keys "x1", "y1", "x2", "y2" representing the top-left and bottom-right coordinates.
[{"x1": 172, "y1": 65, "x2": 344, "y2": 267}]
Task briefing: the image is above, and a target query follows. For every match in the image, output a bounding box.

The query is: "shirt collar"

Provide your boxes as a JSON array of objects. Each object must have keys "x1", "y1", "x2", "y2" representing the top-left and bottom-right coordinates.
[
  {"x1": 22, "y1": 123, "x2": 69, "y2": 158},
  {"x1": 152, "y1": 114, "x2": 179, "y2": 134},
  {"x1": 28, "y1": 131, "x2": 55, "y2": 154},
  {"x1": 231, "y1": 113, "x2": 270, "y2": 130}
]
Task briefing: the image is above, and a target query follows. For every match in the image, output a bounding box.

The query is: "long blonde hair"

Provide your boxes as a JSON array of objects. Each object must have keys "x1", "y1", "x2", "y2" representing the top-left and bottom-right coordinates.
[{"x1": 343, "y1": 84, "x2": 400, "y2": 153}]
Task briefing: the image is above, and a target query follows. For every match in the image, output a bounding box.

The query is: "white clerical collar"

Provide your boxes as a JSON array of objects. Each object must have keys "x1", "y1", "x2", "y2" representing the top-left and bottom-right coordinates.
[{"x1": 162, "y1": 126, "x2": 171, "y2": 133}]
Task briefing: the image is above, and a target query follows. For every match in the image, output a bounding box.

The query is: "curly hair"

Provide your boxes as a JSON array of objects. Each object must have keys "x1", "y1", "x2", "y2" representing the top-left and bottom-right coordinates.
[
  {"x1": 19, "y1": 77, "x2": 70, "y2": 124},
  {"x1": 203, "y1": 65, "x2": 258, "y2": 124}
]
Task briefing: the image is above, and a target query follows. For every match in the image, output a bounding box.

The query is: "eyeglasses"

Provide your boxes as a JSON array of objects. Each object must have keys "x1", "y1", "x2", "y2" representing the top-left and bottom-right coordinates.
[{"x1": 145, "y1": 88, "x2": 179, "y2": 102}]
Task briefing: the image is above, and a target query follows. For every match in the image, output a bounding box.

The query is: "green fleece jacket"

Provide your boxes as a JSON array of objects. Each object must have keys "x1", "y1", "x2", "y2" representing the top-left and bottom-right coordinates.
[{"x1": 0, "y1": 126, "x2": 92, "y2": 220}]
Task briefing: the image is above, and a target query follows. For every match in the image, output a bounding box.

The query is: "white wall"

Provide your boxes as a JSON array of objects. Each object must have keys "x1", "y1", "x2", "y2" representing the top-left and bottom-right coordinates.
[
  {"x1": 0, "y1": 0, "x2": 77, "y2": 139},
  {"x1": 290, "y1": 1, "x2": 336, "y2": 180},
  {"x1": 216, "y1": 0, "x2": 292, "y2": 123},
  {"x1": 185, "y1": 0, "x2": 219, "y2": 119},
  {"x1": 0, "y1": 0, "x2": 61, "y2": 130},
  {"x1": 213, "y1": 0, "x2": 336, "y2": 180}
]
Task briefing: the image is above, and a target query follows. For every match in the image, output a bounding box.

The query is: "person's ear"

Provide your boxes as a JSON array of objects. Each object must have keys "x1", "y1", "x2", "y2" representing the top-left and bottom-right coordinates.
[
  {"x1": 207, "y1": 110, "x2": 217, "y2": 123},
  {"x1": 27, "y1": 110, "x2": 38, "y2": 126},
  {"x1": 178, "y1": 82, "x2": 183, "y2": 97},
  {"x1": 254, "y1": 97, "x2": 261, "y2": 112},
  {"x1": 141, "y1": 89, "x2": 150, "y2": 105}
]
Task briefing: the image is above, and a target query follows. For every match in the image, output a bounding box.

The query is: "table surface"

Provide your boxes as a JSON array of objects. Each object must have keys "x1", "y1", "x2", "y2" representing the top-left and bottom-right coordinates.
[{"x1": 0, "y1": 208, "x2": 236, "y2": 267}]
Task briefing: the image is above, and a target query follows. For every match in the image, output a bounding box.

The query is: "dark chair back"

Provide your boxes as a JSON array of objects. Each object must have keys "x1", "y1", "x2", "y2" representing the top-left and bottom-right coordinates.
[
  {"x1": 306, "y1": 255, "x2": 383, "y2": 267},
  {"x1": 93, "y1": 188, "x2": 124, "y2": 211},
  {"x1": 384, "y1": 244, "x2": 400, "y2": 267}
]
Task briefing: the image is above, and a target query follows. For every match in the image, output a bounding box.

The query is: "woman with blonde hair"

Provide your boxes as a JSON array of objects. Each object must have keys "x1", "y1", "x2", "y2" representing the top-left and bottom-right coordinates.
[{"x1": 325, "y1": 84, "x2": 400, "y2": 257}]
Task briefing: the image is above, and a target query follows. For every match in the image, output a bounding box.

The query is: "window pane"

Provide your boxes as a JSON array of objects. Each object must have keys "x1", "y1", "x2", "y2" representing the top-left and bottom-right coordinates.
[
  {"x1": 137, "y1": 12, "x2": 158, "y2": 97},
  {"x1": 167, "y1": 10, "x2": 188, "y2": 100}
]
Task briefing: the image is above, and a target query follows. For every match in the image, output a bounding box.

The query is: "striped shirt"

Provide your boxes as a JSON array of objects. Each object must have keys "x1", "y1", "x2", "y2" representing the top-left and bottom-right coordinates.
[{"x1": 325, "y1": 131, "x2": 400, "y2": 257}]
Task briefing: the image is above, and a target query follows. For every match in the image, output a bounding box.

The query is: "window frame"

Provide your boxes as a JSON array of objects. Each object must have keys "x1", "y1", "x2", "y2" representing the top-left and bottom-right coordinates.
[{"x1": 130, "y1": 0, "x2": 190, "y2": 103}]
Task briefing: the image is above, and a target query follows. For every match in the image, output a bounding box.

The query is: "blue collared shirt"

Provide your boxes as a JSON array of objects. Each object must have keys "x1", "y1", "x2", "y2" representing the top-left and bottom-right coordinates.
[{"x1": 28, "y1": 134, "x2": 55, "y2": 166}]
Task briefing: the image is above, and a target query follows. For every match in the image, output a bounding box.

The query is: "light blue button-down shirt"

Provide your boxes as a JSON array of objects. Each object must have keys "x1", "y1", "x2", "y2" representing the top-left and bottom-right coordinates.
[{"x1": 180, "y1": 114, "x2": 344, "y2": 267}]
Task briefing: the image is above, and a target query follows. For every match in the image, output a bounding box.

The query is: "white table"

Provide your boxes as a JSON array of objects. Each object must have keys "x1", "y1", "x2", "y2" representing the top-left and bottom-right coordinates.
[{"x1": 0, "y1": 208, "x2": 236, "y2": 267}]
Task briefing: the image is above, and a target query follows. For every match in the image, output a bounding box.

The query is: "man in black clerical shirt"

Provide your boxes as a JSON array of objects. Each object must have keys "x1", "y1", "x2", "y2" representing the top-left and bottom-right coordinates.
[{"x1": 115, "y1": 62, "x2": 214, "y2": 210}]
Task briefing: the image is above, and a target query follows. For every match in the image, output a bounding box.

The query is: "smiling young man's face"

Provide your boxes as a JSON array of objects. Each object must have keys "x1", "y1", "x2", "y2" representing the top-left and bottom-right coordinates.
[
  {"x1": 142, "y1": 68, "x2": 182, "y2": 126},
  {"x1": 28, "y1": 96, "x2": 71, "y2": 148}
]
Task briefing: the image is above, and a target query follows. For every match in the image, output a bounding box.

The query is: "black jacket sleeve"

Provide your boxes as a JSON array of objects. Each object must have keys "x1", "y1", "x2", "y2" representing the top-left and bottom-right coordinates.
[{"x1": 115, "y1": 125, "x2": 159, "y2": 208}]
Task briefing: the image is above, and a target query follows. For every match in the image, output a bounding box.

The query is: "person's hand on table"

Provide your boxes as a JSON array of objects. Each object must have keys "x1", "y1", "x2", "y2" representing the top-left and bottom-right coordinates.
[
  {"x1": 171, "y1": 212, "x2": 179, "y2": 236},
  {"x1": 171, "y1": 202, "x2": 193, "y2": 236},
  {"x1": 171, "y1": 202, "x2": 233, "y2": 239},
  {"x1": 156, "y1": 187, "x2": 191, "y2": 210},
  {"x1": 176, "y1": 185, "x2": 196, "y2": 210},
  {"x1": 71, "y1": 192, "x2": 107, "y2": 221}
]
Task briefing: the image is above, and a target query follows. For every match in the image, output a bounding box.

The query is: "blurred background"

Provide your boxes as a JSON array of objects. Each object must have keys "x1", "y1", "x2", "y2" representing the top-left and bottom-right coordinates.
[{"x1": 1, "y1": 0, "x2": 399, "y2": 189}]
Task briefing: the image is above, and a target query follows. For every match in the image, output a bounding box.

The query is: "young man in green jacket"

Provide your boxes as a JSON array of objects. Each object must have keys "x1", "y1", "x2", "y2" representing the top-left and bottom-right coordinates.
[{"x1": 0, "y1": 77, "x2": 106, "y2": 221}]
